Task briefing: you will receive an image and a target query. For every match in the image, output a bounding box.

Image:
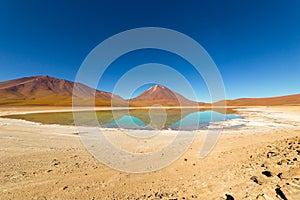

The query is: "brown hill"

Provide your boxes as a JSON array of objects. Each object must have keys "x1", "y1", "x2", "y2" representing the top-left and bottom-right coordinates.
[
  {"x1": 129, "y1": 85, "x2": 201, "y2": 106},
  {"x1": 1, "y1": 76, "x2": 299, "y2": 107},
  {"x1": 221, "y1": 94, "x2": 300, "y2": 106},
  {"x1": 0, "y1": 76, "x2": 126, "y2": 106}
]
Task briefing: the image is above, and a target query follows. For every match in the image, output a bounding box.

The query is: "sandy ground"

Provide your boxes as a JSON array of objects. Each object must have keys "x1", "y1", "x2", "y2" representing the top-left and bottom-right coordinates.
[{"x1": 0, "y1": 106, "x2": 299, "y2": 199}]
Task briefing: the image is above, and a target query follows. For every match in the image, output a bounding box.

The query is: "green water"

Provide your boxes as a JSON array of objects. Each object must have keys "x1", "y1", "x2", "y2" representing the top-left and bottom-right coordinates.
[{"x1": 2, "y1": 108, "x2": 240, "y2": 130}]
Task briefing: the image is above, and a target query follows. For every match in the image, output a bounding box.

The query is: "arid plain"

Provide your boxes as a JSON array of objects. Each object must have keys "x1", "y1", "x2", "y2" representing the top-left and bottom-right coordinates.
[{"x1": 1, "y1": 106, "x2": 299, "y2": 200}]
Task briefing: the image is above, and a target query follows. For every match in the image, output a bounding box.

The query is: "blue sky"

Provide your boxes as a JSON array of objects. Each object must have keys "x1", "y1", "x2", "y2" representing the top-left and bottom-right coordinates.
[{"x1": 0, "y1": 0, "x2": 299, "y2": 102}]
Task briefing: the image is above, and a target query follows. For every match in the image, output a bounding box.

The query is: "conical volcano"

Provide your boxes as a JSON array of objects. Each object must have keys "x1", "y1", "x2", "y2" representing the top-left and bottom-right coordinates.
[{"x1": 129, "y1": 85, "x2": 199, "y2": 106}]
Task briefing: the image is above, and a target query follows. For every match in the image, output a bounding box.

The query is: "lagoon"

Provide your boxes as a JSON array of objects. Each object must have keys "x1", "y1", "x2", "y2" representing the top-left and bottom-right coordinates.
[{"x1": 3, "y1": 108, "x2": 240, "y2": 131}]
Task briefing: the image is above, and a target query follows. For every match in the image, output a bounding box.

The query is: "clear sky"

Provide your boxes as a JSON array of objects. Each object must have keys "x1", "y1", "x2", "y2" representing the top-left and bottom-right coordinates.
[{"x1": 0, "y1": 0, "x2": 299, "y2": 102}]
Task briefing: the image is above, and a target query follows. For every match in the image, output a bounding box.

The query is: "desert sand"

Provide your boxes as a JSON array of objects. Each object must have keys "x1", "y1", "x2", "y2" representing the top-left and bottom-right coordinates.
[{"x1": 0, "y1": 106, "x2": 299, "y2": 199}]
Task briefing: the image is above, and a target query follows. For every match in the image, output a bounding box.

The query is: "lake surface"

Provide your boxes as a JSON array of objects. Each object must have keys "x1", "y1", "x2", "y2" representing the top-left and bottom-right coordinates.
[{"x1": 3, "y1": 108, "x2": 241, "y2": 130}]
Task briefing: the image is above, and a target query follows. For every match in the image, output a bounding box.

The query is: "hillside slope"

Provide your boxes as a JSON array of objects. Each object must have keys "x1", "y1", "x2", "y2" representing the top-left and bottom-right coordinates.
[
  {"x1": 0, "y1": 76, "x2": 125, "y2": 106},
  {"x1": 222, "y1": 94, "x2": 300, "y2": 106}
]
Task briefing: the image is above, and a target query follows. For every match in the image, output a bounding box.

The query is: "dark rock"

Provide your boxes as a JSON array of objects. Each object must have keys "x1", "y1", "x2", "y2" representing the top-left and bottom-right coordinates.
[
  {"x1": 225, "y1": 194, "x2": 234, "y2": 200},
  {"x1": 275, "y1": 187, "x2": 287, "y2": 200},
  {"x1": 250, "y1": 176, "x2": 261, "y2": 185},
  {"x1": 262, "y1": 171, "x2": 272, "y2": 177},
  {"x1": 277, "y1": 173, "x2": 283, "y2": 179},
  {"x1": 277, "y1": 160, "x2": 282, "y2": 165}
]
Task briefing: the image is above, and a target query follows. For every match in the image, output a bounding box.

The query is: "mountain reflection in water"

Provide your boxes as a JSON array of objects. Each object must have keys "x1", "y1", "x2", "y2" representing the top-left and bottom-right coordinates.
[{"x1": 3, "y1": 108, "x2": 240, "y2": 130}]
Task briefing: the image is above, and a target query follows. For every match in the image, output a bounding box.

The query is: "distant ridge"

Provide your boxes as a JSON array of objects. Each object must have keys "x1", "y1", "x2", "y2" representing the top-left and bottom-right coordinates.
[
  {"x1": 220, "y1": 93, "x2": 300, "y2": 106},
  {"x1": 0, "y1": 75, "x2": 299, "y2": 106}
]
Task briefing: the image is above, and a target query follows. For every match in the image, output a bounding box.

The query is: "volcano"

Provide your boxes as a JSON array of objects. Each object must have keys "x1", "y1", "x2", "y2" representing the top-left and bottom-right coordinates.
[{"x1": 129, "y1": 85, "x2": 200, "y2": 106}]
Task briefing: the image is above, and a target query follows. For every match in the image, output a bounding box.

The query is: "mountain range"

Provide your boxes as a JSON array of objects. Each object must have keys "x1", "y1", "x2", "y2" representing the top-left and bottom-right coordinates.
[{"x1": 0, "y1": 75, "x2": 299, "y2": 106}]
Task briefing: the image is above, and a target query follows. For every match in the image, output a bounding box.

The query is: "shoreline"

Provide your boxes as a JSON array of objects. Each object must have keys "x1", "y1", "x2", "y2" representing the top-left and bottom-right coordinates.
[
  {"x1": 0, "y1": 105, "x2": 267, "y2": 115},
  {"x1": 1, "y1": 106, "x2": 299, "y2": 199},
  {"x1": 1, "y1": 106, "x2": 299, "y2": 132}
]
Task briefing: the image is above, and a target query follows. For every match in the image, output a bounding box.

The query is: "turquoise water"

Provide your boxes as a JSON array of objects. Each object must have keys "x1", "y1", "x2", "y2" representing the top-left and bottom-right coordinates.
[
  {"x1": 103, "y1": 115, "x2": 147, "y2": 129},
  {"x1": 102, "y1": 110, "x2": 240, "y2": 130},
  {"x1": 3, "y1": 109, "x2": 240, "y2": 130},
  {"x1": 169, "y1": 111, "x2": 240, "y2": 130}
]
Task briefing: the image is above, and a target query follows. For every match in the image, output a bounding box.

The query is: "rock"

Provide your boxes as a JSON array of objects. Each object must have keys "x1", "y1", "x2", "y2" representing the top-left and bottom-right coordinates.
[
  {"x1": 262, "y1": 171, "x2": 272, "y2": 177},
  {"x1": 277, "y1": 160, "x2": 283, "y2": 165},
  {"x1": 275, "y1": 187, "x2": 287, "y2": 200},
  {"x1": 225, "y1": 194, "x2": 234, "y2": 200},
  {"x1": 250, "y1": 176, "x2": 262, "y2": 185}
]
